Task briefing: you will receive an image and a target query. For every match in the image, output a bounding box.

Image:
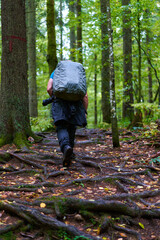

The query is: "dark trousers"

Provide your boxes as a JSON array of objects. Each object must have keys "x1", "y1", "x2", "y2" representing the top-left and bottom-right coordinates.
[{"x1": 56, "y1": 121, "x2": 76, "y2": 153}]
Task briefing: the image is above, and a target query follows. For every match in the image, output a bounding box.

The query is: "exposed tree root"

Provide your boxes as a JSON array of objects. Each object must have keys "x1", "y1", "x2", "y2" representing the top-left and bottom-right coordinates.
[
  {"x1": 9, "y1": 153, "x2": 44, "y2": 169},
  {"x1": 0, "y1": 201, "x2": 101, "y2": 240},
  {"x1": 1, "y1": 196, "x2": 159, "y2": 239},
  {"x1": 112, "y1": 224, "x2": 142, "y2": 240},
  {"x1": 46, "y1": 197, "x2": 160, "y2": 218},
  {"x1": 103, "y1": 189, "x2": 160, "y2": 200},
  {"x1": 0, "y1": 130, "x2": 160, "y2": 239},
  {"x1": 0, "y1": 220, "x2": 24, "y2": 235}
]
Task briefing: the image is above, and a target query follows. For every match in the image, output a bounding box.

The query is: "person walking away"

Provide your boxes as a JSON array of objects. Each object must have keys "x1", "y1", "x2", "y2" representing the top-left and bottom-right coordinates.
[{"x1": 47, "y1": 61, "x2": 88, "y2": 167}]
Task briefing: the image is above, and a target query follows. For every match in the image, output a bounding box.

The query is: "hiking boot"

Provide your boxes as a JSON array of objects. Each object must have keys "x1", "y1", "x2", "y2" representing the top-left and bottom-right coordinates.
[{"x1": 63, "y1": 145, "x2": 73, "y2": 167}]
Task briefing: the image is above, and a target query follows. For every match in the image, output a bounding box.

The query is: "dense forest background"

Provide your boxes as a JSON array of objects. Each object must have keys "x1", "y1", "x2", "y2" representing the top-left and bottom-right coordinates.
[
  {"x1": 0, "y1": 0, "x2": 160, "y2": 132},
  {"x1": 0, "y1": 2, "x2": 160, "y2": 239}
]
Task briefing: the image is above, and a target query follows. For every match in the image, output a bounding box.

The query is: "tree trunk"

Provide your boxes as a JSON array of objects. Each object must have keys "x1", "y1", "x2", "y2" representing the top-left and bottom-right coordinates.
[
  {"x1": 77, "y1": 0, "x2": 83, "y2": 63},
  {"x1": 136, "y1": 0, "x2": 143, "y2": 125},
  {"x1": 68, "y1": 0, "x2": 76, "y2": 61},
  {"x1": 26, "y1": 0, "x2": 38, "y2": 118},
  {"x1": 100, "y1": 0, "x2": 111, "y2": 123},
  {"x1": 60, "y1": 0, "x2": 63, "y2": 60},
  {"x1": 128, "y1": 0, "x2": 143, "y2": 128},
  {"x1": 107, "y1": 0, "x2": 120, "y2": 148},
  {"x1": 145, "y1": 9, "x2": 153, "y2": 104},
  {"x1": 0, "y1": 0, "x2": 37, "y2": 148},
  {"x1": 94, "y1": 54, "x2": 98, "y2": 126},
  {"x1": 137, "y1": 0, "x2": 142, "y2": 104},
  {"x1": 47, "y1": 0, "x2": 57, "y2": 75},
  {"x1": 122, "y1": 0, "x2": 134, "y2": 121}
]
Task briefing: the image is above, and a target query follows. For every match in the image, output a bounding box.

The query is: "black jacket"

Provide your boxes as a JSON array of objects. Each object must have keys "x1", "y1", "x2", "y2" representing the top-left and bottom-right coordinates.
[{"x1": 51, "y1": 98, "x2": 87, "y2": 127}]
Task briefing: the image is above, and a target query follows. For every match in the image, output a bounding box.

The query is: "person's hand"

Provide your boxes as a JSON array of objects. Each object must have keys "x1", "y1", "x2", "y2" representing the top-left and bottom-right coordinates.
[{"x1": 47, "y1": 78, "x2": 53, "y2": 96}]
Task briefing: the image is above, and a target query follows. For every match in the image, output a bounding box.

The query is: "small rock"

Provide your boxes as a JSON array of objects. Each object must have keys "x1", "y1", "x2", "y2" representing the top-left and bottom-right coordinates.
[{"x1": 74, "y1": 214, "x2": 84, "y2": 221}]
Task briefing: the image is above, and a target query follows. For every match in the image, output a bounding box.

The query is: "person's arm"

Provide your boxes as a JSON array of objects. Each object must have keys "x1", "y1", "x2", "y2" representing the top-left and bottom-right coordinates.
[
  {"x1": 47, "y1": 78, "x2": 53, "y2": 97},
  {"x1": 82, "y1": 93, "x2": 88, "y2": 112}
]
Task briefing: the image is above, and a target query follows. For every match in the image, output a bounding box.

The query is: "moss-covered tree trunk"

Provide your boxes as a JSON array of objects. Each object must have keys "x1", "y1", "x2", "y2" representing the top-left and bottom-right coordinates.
[
  {"x1": 47, "y1": 0, "x2": 57, "y2": 75},
  {"x1": 0, "y1": 0, "x2": 37, "y2": 148}
]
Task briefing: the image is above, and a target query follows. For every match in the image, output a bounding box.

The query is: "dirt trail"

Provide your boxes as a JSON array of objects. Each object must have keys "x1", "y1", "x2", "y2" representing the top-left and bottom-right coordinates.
[{"x1": 0, "y1": 128, "x2": 160, "y2": 240}]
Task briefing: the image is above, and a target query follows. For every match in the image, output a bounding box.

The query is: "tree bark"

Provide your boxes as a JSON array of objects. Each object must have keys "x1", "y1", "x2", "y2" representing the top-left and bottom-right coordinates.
[
  {"x1": 100, "y1": 0, "x2": 111, "y2": 123},
  {"x1": 0, "y1": 0, "x2": 37, "y2": 148},
  {"x1": 68, "y1": 0, "x2": 76, "y2": 61},
  {"x1": 122, "y1": 0, "x2": 134, "y2": 121},
  {"x1": 26, "y1": 0, "x2": 38, "y2": 118},
  {"x1": 94, "y1": 54, "x2": 98, "y2": 126},
  {"x1": 0, "y1": 201, "x2": 99, "y2": 240},
  {"x1": 107, "y1": 0, "x2": 120, "y2": 147},
  {"x1": 77, "y1": 0, "x2": 83, "y2": 63},
  {"x1": 60, "y1": 0, "x2": 63, "y2": 60},
  {"x1": 145, "y1": 9, "x2": 153, "y2": 104},
  {"x1": 47, "y1": 0, "x2": 57, "y2": 75},
  {"x1": 137, "y1": 0, "x2": 142, "y2": 104}
]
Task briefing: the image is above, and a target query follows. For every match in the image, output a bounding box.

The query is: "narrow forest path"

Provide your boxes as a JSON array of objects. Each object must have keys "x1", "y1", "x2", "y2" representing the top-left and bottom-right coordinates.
[{"x1": 0, "y1": 128, "x2": 160, "y2": 240}]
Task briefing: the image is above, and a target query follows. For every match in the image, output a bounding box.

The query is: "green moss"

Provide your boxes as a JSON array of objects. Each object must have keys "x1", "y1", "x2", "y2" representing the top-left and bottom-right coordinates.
[
  {"x1": 0, "y1": 135, "x2": 12, "y2": 147},
  {"x1": 13, "y1": 132, "x2": 30, "y2": 148},
  {"x1": 0, "y1": 153, "x2": 11, "y2": 163},
  {"x1": 0, "y1": 231, "x2": 16, "y2": 240},
  {"x1": 57, "y1": 229, "x2": 72, "y2": 240}
]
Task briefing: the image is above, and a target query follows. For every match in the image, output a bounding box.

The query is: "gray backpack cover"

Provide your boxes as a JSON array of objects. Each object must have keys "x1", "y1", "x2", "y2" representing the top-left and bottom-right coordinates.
[{"x1": 53, "y1": 61, "x2": 87, "y2": 101}]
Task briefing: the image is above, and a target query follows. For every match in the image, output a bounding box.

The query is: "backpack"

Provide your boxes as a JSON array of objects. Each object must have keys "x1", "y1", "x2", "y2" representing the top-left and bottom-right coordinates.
[{"x1": 52, "y1": 60, "x2": 87, "y2": 101}]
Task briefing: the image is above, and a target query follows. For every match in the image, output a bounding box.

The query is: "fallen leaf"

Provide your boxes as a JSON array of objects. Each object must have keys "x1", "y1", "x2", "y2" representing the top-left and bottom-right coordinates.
[
  {"x1": 119, "y1": 233, "x2": 127, "y2": 237},
  {"x1": 37, "y1": 189, "x2": 43, "y2": 194},
  {"x1": 86, "y1": 228, "x2": 91, "y2": 232},
  {"x1": 139, "y1": 222, "x2": 144, "y2": 229},
  {"x1": 97, "y1": 227, "x2": 101, "y2": 235},
  {"x1": 40, "y1": 203, "x2": 46, "y2": 208},
  {"x1": 137, "y1": 186, "x2": 144, "y2": 189}
]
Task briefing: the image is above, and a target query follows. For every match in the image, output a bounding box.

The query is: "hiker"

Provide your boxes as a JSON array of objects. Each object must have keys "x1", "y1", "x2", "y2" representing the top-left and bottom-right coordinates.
[{"x1": 47, "y1": 61, "x2": 88, "y2": 167}]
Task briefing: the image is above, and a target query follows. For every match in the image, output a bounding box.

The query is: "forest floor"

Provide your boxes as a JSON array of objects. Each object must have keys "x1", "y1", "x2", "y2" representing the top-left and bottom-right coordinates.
[{"x1": 0, "y1": 127, "x2": 160, "y2": 240}]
